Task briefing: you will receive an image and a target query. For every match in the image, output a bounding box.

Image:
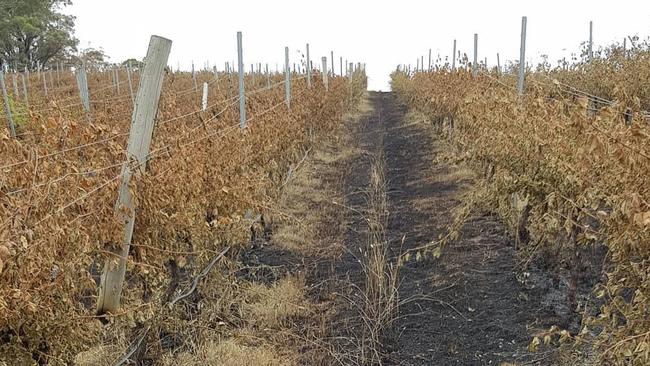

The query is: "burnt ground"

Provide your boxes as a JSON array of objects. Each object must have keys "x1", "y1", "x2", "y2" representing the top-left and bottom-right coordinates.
[
  {"x1": 373, "y1": 92, "x2": 553, "y2": 365},
  {"x1": 246, "y1": 91, "x2": 560, "y2": 365},
  {"x1": 337, "y1": 92, "x2": 556, "y2": 365}
]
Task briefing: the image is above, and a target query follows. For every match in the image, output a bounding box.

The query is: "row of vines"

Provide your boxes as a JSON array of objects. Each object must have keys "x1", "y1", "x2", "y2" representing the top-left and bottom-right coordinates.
[
  {"x1": 0, "y1": 62, "x2": 367, "y2": 363},
  {"x1": 391, "y1": 40, "x2": 649, "y2": 364}
]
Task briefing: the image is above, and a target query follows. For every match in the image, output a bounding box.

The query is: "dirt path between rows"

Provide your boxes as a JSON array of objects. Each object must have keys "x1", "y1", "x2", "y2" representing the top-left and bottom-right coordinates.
[
  {"x1": 251, "y1": 91, "x2": 555, "y2": 365},
  {"x1": 373, "y1": 92, "x2": 552, "y2": 365}
]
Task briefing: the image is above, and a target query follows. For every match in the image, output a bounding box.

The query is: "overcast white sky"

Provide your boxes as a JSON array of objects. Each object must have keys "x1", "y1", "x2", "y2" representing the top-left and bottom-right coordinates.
[{"x1": 65, "y1": 0, "x2": 650, "y2": 91}]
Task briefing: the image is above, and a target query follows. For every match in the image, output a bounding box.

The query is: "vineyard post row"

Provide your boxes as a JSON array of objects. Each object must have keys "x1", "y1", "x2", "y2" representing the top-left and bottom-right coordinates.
[
  {"x1": 93, "y1": 31, "x2": 359, "y2": 314},
  {"x1": 407, "y1": 19, "x2": 650, "y2": 121},
  {"x1": 1, "y1": 37, "x2": 363, "y2": 137},
  {"x1": 409, "y1": 17, "x2": 604, "y2": 101}
]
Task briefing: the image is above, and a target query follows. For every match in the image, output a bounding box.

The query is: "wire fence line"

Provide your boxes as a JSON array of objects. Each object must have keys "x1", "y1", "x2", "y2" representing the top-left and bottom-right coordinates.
[
  {"x1": 22, "y1": 89, "x2": 296, "y2": 243},
  {"x1": 0, "y1": 73, "x2": 307, "y2": 176},
  {"x1": 0, "y1": 66, "x2": 294, "y2": 120},
  {"x1": 0, "y1": 88, "x2": 302, "y2": 223},
  {"x1": 0, "y1": 33, "x2": 369, "y2": 360},
  {"x1": 463, "y1": 69, "x2": 650, "y2": 162},
  {"x1": 2, "y1": 69, "x2": 320, "y2": 224}
]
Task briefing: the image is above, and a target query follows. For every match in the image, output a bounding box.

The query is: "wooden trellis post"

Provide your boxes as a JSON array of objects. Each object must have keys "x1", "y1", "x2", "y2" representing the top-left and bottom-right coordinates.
[
  {"x1": 0, "y1": 70, "x2": 16, "y2": 137},
  {"x1": 237, "y1": 31, "x2": 246, "y2": 128},
  {"x1": 321, "y1": 57, "x2": 328, "y2": 91},
  {"x1": 285, "y1": 46, "x2": 291, "y2": 109},
  {"x1": 97, "y1": 35, "x2": 172, "y2": 314},
  {"x1": 306, "y1": 43, "x2": 311, "y2": 88},
  {"x1": 21, "y1": 71, "x2": 28, "y2": 108},
  {"x1": 517, "y1": 16, "x2": 527, "y2": 96},
  {"x1": 452, "y1": 39, "x2": 457, "y2": 70},
  {"x1": 202, "y1": 82, "x2": 208, "y2": 111},
  {"x1": 75, "y1": 64, "x2": 90, "y2": 114},
  {"x1": 126, "y1": 64, "x2": 135, "y2": 104},
  {"x1": 473, "y1": 34, "x2": 478, "y2": 77}
]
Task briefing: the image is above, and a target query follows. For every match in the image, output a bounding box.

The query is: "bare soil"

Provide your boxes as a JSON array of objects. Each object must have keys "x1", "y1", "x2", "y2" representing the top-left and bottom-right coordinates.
[{"x1": 250, "y1": 92, "x2": 560, "y2": 365}]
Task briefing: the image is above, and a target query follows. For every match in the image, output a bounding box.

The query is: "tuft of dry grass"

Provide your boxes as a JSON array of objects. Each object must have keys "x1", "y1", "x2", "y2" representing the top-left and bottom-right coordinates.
[
  {"x1": 271, "y1": 103, "x2": 367, "y2": 258},
  {"x1": 244, "y1": 276, "x2": 308, "y2": 329},
  {"x1": 162, "y1": 339, "x2": 291, "y2": 366},
  {"x1": 74, "y1": 344, "x2": 126, "y2": 366},
  {"x1": 356, "y1": 151, "x2": 401, "y2": 365}
]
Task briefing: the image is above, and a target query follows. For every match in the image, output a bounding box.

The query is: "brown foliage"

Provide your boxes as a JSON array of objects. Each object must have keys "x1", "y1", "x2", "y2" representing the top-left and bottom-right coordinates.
[
  {"x1": 391, "y1": 47, "x2": 650, "y2": 364},
  {"x1": 0, "y1": 68, "x2": 366, "y2": 362}
]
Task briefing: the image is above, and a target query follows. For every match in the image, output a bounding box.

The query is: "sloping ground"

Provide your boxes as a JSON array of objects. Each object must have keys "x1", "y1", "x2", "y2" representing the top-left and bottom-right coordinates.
[
  {"x1": 376, "y1": 92, "x2": 553, "y2": 365},
  {"x1": 172, "y1": 91, "x2": 558, "y2": 365},
  {"x1": 325, "y1": 92, "x2": 552, "y2": 365}
]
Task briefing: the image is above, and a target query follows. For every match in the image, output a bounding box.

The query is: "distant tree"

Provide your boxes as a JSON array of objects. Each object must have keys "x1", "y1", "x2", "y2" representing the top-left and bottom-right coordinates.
[
  {"x1": 121, "y1": 58, "x2": 143, "y2": 70},
  {"x1": 0, "y1": 0, "x2": 78, "y2": 70},
  {"x1": 73, "y1": 46, "x2": 107, "y2": 70}
]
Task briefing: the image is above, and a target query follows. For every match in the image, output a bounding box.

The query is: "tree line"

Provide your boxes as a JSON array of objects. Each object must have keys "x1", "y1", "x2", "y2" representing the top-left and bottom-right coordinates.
[{"x1": 0, "y1": 0, "x2": 141, "y2": 71}]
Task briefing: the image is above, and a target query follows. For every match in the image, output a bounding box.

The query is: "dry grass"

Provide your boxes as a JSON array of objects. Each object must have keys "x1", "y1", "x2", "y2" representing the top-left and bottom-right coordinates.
[
  {"x1": 356, "y1": 151, "x2": 401, "y2": 365},
  {"x1": 70, "y1": 89, "x2": 373, "y2": 366},
  {"x1": 393, "y1": 110, "x2": 429, "y2": 130},
  {"x1": 271, "y1": 99, "x2": 368, "y2": 258},
  {"x1": 161, "y1": 339, "x2": 291, "y2": 366},
  {"x1": 244, "y1": 276, "x2": 308, "y2": 329},
  {"x1": 74, "y1": 344, "x2": 127, "y2": 366}
]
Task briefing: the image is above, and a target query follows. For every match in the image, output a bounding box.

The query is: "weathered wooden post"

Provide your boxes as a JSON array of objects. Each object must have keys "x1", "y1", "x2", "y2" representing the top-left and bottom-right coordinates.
[
  {"x1": 126, "y1": 64, "x2": 135, "y2": 104},
  {"x1": 111, "y1": 66, "x2": 117, "y2": 90},
  {"x1": 75, "y1": 64, "x2": 90, "y2": 115},
  {"x1": 473, "y1": 33, "x2": 478, "y2": 77},
  {"x1": 0, "y1": 70, "x2": 16, "y2": 137},
  {"x1": 21, "y1": 72, "x2": 28, "y2": 108},
  {"x1": 115, "y1": 67, "x2": 120, "y2": 93},
  {"x1": 265, "y1": 63, "x2": 270, "y2": 88},
  {"x1": 192, "y1": 61, "x2": 198, "y2": 92},
  {"x1": 202, "y1": 82, "x2": 208, "y2": 111},
  {"x1": 517, "y1": 16, "x2": 527, "y2": 96},
  {"x1": 97, "y1": 35, "x2": 172, "y2": 314},
  {"x1": 237, "y1": 31, "x2": 246, "y2": 128},
  {"x1": 452, "y1": 39, "x2": 457, "y2": 70},
  {"x1": 285, "y1": 46, "x2": 291, "y2": 109},
  {"x1": 588, "y1": 21, "x2": 593, "y2": 61},
  {"x1": 11, "y1": 73, "x2": 19, "y2": 100},
  {"x1": 306, "y1": 43, "x2": 311, "y2": 88},
  {"x1": 321, "y1": 57, "x2": 328, "y2": 91},
  {"x1": 497, "y1": 53, "x2": 501, "y2": 74},
  {"x1": 42, "y1": 68, "x2": 48, "y2": 97}
]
